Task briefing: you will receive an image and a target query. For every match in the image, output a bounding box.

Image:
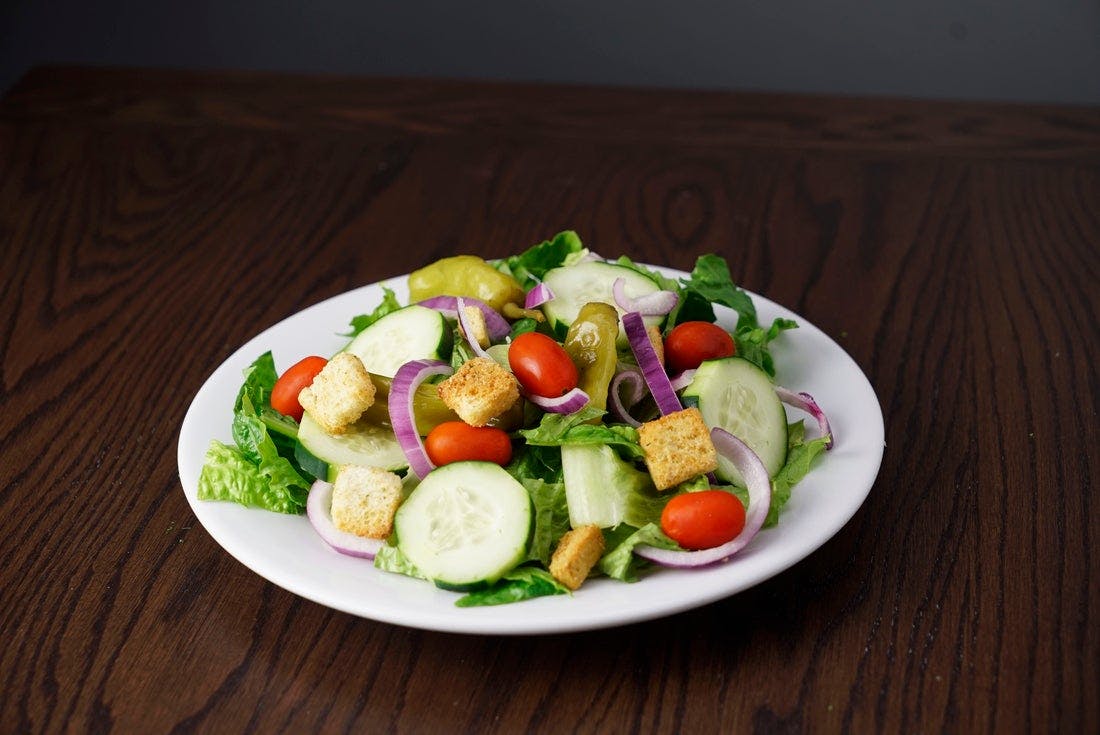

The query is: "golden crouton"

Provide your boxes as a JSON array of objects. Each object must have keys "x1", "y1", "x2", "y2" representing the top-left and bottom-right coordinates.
[
  {"x1": 646, "y1": 325, "x2": 665, "y2": 367},
  {"x1": 436, "y1": 357, "x2": 520, "y2": 427},
  {"x1": 298, "y1": 352, "x2": 376, "y2": 435},
  {"x1": 638, "y1": 407, "x2": 718, "y2": 490},
  {"x1": 549, "y1": 525, "x2": 605, "y2": 590},
  {"x1": 460, "y1": 304, "x2": 490, "y2": 348},
  {"x1": 330, "y1": 465, "x2": 403, "y2": 539}
]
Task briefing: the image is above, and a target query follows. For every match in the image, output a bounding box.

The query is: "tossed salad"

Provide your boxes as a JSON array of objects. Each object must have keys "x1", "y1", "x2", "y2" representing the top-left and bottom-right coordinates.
[{"x1": 198, "y1": 231, "x2": 833, "y2": 606}]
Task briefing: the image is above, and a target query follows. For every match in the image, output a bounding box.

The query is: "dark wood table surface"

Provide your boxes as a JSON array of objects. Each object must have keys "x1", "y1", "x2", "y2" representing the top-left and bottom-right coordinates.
[{"x1": 1, "y1": 66, "x2": 1097, "y2": 733}]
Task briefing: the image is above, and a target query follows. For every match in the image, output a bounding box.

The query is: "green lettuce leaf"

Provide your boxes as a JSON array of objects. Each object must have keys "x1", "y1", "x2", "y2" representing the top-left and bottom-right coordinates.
[
  {"x1": 598, "y1": 523, "x2": 680, "y2": 582},
  {"x1": 506, "y1": 444, "x2": 564, "y2": 485},
  {"x1": 373, "y1": 541, "x2": 426, "y2": 579},
  {"x1": 734, "y1": 317, "x2": 798, "y2": 378},
  {"x1": 522, "y1": 479, "x2": 571, "y2": 565},
  {"x1": 343, "y1": 286, "x2": 402, "y2": 338},
  {"x1": 504, "y1": 230, "x2": 584, "y2": 289},
  {"x1": 681, "y1": 254, "x2": 757, "y2": 328},
  {"x1": 197, "y1": 440, "x2": 308, "y2": 514},
  {"x1": 518, "y1": 405, "x2": 645, "y2": 461},
  {"x1": 766, "y1": 421, "x2": 831, "y2": 526},
  {"x1": 613, "y1": 255, "x2": 681, "y2": 292},
  {"x1": 455, "y1": 567, "x2": 569, "y2": 607}
]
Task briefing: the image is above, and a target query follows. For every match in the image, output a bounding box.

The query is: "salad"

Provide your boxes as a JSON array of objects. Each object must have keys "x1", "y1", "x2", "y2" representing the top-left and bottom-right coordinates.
[{"x1": 197, "y1": 231, "x2": 833, "y2": 607}]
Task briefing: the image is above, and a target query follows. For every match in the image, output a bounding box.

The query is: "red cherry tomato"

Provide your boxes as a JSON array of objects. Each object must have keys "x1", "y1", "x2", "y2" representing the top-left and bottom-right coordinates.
[
  {"x1": 424, "y1": 422, "x2": 513, "y2": 466},
  {"x1": 271, "y1": 356, "x2": 328, "y2": 422},
  {"x1": 663, "y1": 321, "x2": 735, "y2": 373},
  {"x1": 660, "y1": 490, "x2": 747, "y2": 550},
  {"x1": 508, "y1": 332, "x2": 579, "y2": 398}
]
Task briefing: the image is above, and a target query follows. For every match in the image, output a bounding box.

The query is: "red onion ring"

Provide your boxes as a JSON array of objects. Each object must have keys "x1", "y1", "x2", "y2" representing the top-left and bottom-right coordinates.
[
  {"x1": 524, "y1": 282, "x2": 554, "y2": 309},
  {"x1": 455, "y1": 297, "x2": 491, "y2": 359},
  {"x1": 608, "y1": 368, "x2": 645, "y2": 427},
  {"x1": 524, "y1": 386, "x2": 590, "y2": 414},
  {"x1": 623, "y1": 311, "x2": 682, "y2": 416},
  {"x1": 776, "y1": 386, "x2": 834, "y2": 449},
  {"x1": 668, "y1": 369, "x2": 697, "y2": 392},
  {"x1": 306, "y1": 480, "x2": 384, "y2": 559},
  {"x1": 416, "y1": 296, "x2": 510, "y2": 340},
  {"x1": 634, "y1": 428, "x2": 772, "y2": 568},
  {"x1": 388, "y1": 359, "x2": 453, "y2": 478},
  {"x1": 612, "y1": 277, "x2": 679, "y2": 316}
]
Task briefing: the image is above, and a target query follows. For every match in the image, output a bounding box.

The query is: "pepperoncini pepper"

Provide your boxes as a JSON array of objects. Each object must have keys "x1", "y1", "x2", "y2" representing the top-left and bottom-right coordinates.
[
  {"x1": 563, "y1": 302, "x2": 619, "y2": 411},
  {"x1": 407, "y1": 255, "x2": 525, "y2": 313}
]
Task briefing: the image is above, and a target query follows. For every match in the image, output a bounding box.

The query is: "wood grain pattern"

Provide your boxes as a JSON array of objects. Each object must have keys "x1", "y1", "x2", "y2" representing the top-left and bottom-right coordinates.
[{"x1": 0, "y1": 67, "x2": 1095, "y2": 734}]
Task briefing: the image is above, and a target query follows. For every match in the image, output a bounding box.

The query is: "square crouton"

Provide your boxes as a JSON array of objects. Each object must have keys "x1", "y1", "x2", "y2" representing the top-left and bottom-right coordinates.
[
  {"x1": 646, "y1": 325, "x2": 665, "y2": 368},
  {"x1": 330, "y1": 465, "x2": 403, "y2": 539},
  {"x1": 549, "y1": 525, "x2": 605, "y2": 591},
  {"x1": 460, "y1": 304, "x2": 490, "y2": 348},
  {"x1": 298, "y1": 352, "x2": 376, "y2": 435},
  {"x1": 638, "y1": 407, "x2": 718, "y2": 491},
  {"x1": 436, "y1": 357, "x2": 519, "y2": 427}
]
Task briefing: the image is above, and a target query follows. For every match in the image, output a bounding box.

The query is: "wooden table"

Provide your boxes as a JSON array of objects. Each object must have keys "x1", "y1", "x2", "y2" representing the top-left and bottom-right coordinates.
[{"x1": 2, "y1": 66, "x2": 1097, "y2": 733}]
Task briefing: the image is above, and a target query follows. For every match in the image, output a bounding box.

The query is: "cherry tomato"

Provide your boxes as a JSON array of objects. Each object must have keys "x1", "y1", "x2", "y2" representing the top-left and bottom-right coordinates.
[
  {"x1": 424, "y1": 422, "x2": 513, "y2": 466},
  {"x1": 660, "y1": 490, "x2": 746, "y2": 550},
  {"x1": 271, "y1": 356, "x2": 328, "y2": 421},
  {"x1": 664, "y1": 321, "x2": 735, "y2": 374},
  {"x1": 508, "y1": 332, "x2": 579, "y2": 398}
]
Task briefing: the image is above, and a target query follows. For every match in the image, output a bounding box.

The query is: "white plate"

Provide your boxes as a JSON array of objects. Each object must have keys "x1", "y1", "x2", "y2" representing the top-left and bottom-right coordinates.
[{"x1": 177, "y1": 266, "x2": 884, "y2": 635}]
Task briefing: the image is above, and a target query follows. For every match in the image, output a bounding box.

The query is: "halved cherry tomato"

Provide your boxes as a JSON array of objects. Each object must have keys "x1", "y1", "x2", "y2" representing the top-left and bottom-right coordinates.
[
  {"x1": 271, "y1": 356, "x2": 328, "y2": 421},
  {"x1": 664, "y1": 321, "x2": 735, "y2": 374},
  {"x1": 660, "y1": 490, "x2": 746, "y2": 550},
  {"x1": 508, "y1": 332, "x2": 579, "y2": 398},
  {"x1": 424, "y1": 421, "x2": 513, "y2": 466}
]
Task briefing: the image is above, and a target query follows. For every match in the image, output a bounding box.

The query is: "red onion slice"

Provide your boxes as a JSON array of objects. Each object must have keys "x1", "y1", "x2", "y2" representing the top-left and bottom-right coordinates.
[
  {"x1": 635, "y1": 428, "x2": 772, "y2": 568},
  {"x1": 776, "y1": 386, "x2": 834, "y2": 449},
  {"x1": 524, "y1": 386, "x2": 590, "y2": 414},
  {"x1": 608, "y1": 368, "x2": 645, "y2": 427},
  {"x1": 623, "y1": 311, "x2": 682, "y2": 416},
  {"x1": 306, "y1": 480, "x2": 384, "y2": 559},
  {"x1": 416, "y1": 296, "x2": 510, "y2": 341},
  {"x1": 669, "y1": 369, "x2": 697, "y2": 392},
  {"x1": 612, "y1": 277, "x2": 679, "y2": 316},
  {"x1": 455, "y1": 297, "x2": 491, "y2": 359},
  {"x1": 524, "y1": 282, "x2": 554, "y2": 309},
  {"x1": 388, "y1": 359, "x2": 453, "y2": 478}
]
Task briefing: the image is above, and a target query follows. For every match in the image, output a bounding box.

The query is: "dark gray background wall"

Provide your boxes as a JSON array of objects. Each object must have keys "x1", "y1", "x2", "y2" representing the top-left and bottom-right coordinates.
[{"x1": 2, "y1": 0, "x2": 1097, "y2": 103}]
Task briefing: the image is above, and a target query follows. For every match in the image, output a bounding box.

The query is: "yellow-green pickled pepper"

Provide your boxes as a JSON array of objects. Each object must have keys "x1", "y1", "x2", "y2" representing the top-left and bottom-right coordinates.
[
  {"x1": 407, "y1": 255, "x2": 525, "y2": 313},
  {"x1": 563, "y1": 302, "x2": 620, "y2": 411}
]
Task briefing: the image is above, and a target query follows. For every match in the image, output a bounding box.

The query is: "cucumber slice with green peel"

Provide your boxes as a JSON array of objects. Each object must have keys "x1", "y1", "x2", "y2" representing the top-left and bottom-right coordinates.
[
  {"x1": 297, "y1": 412, "x2": 408, "y2": 472},
  {"x1": 395, "y1": 462, "x2": 532, "y2": 589},
  {"x1": 344, "y1": 305, "x2": 452, "y2": 378},
  {"x1": 681, "y1": 357, "x2": 788, "y2": 486},
  {"x1": 541, "y1": 261, "x2": 664, "y2": 340}
]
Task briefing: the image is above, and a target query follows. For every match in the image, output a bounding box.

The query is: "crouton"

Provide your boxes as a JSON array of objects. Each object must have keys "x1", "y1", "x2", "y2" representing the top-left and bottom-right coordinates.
[
  {"x1": 436, "y1": 357, "x2": 520, "y2": 426},
  {"x1": 646, "y1": 325, "x2": 665, "y2": 367},
  {"x1": 330, "y1": 465, "x2": 403, "y2": 539},
  {"x1": 549, "y1": 525, "x2": 605, "y2": 590},
  {"x1": 637, "y1": 407, "x2": 718, "y2": 490},
  {"x1": 460, "y1": 304, "x2": 490, "y2": 348},
  {"x1": 298, "y1": 352, "x2": 376, "y2": 435}
]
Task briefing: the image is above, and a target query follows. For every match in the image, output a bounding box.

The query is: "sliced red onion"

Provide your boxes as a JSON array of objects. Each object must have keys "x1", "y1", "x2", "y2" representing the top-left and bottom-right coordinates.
[
  {"x1": 416, "y1": 296, "x2": 510, "y2": 340},
  {"x1": 612, "y1": 277, "x2": 679, "y2": 316},
  {"x1": 306, "y1": 480, "x2": 384, "y2": 559},
  {"x1": 776, "y1": 386, "x2": 834, "y2": 449},
  {"x1": 455, "y1": 297, "x2": 491, "y2": 359},
  {"x1": 623, "y1": 311, "x2": 682, "y2": 416},
  {"x1": 608, "y1": 368, "x2": 645, "y2": 427},
  {"x1": 635, "y1": 428, "x2": 772, "y2": 568},
  {"x1": 524, "y1": 386, "x2": 590, "y2": 414},
  {"x1": 388, "y1": 359, "x2": 453, "y2": 478},
  {"x1": 669, "y1": 369, "x2": 697, "y2": 392},
  {"x1": 524, "y1": 282, "x2": 554, "y2": 309}
]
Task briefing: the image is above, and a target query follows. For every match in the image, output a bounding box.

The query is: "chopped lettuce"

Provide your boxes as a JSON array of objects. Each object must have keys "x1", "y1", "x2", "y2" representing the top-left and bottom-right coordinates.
[
  {"x1": 343, "y1": 286, "x2": 402, "y2": 338},
  {"x1": 518, "y1": 405, "x2": 644, "y2": 460},
  {"x1": 560, "y1": 444, "x2": 666, "y2": 529},
  {"x1": 503, "y1": 230, "x2": 584, "y2": 289},
  {"x1": 679, "y1": 254, "x2": 757, "y2": 328},
  {"x1": 197, "y1": 440, "x2": 308, "y2": 514},
  {"x1": 522, "y1": 478, "x2": 571, "y2": 565},
  {"x1": 598, "y1": 523, "x2": 680, "y2": 582},
  {"x1": 766, "y1": 420, "x2": 831, "y2": 526},
  {"x1": 734, "y1": 318, "x2": 798, "y2": 378},
  {"x1": 373, "y1": 540, "x2": 426, "y2": 579},
  {"x1": 455, "y1": 567, "x2": 569, "y2": 607}
]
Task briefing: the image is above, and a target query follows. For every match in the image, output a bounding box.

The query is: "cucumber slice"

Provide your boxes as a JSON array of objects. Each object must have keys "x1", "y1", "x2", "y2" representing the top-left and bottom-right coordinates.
[
  {"x1": 297, "y1": 412, "x2": 408, "y2": 472},
  {"x1": 541, "y1": 261, "x2": 664, "y2": 340},
  {"x1": 344, "y1": 305, "x2": 452, "y2": 378},
  {"x1": 395, "y1": 462, "x2": 531, "y2": 589},
  {"x1": 681, "y1": 357, "x2": 788, "y2": 486}
]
